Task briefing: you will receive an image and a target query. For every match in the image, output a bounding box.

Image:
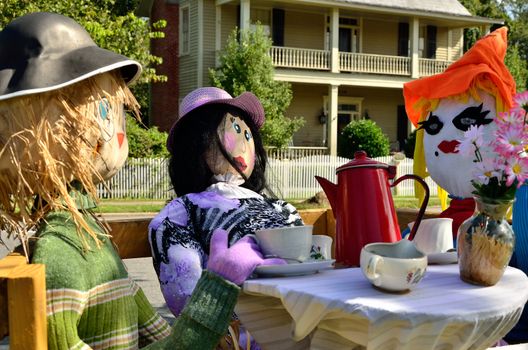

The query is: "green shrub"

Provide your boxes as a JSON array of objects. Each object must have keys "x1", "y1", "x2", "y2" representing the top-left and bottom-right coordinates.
[
  {"x1": 403, "y1": 129, "x2": 417, "y2": 159},
  {"x1": 338, "y1": 119, "x2": 390, "y2": 158},
  {"x1": 126, "y1": 116, "x2": 169, "y2": 158}
]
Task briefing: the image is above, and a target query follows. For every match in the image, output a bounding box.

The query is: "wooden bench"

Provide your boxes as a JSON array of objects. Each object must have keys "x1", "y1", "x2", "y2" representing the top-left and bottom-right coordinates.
[{"x1": 0, "y1": 254, "x2": 47, "y2": 349}]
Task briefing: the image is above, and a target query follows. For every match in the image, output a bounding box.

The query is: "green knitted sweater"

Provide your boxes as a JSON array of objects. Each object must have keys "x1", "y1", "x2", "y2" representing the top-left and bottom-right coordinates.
[{"x1": 32, "y1": 210, "x2": 239, "y2": 349}]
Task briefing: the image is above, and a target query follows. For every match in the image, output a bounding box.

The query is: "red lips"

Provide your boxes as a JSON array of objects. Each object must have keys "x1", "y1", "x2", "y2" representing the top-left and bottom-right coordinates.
[
  {"x1": 234, "y1": 156, "x2": 247, "y2": 171},
  {"x1": 438, "y1": 140, "x2": 460, "y2": 154}
]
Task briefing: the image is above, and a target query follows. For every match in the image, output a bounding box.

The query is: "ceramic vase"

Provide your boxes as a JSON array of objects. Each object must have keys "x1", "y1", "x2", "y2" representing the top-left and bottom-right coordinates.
[{"x1": 457, "y1": 196, "x2": 515, "y2": 286}]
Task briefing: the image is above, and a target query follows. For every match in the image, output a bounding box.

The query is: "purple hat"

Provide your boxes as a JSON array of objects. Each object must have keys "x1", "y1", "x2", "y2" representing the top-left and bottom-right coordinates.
[{"x1": 168, "y1": 87, "x2": 265, "y2": 149}]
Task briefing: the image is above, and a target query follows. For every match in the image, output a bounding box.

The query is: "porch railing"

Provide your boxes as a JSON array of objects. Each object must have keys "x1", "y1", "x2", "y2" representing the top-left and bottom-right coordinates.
[
  {"x1": 270, "y1": 46, "x2": 330, "y2": 70},
  {"x1": 419, "y1": 58, "x2": 452, "y2": 77},
  {"x1": 339, "y1": 52, "x2": 411, "y2": 75},
  {"x1": 270, "y1": 46, "x2": 452, "y2": 77}
]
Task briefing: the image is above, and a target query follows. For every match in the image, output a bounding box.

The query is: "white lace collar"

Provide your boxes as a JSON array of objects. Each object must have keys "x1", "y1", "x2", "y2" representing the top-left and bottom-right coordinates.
[{"x1": 205, "y1": 173, "x2": 263, "y2": 199}]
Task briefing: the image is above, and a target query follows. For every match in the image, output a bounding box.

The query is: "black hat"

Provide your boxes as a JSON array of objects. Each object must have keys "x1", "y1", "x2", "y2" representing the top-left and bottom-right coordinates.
[{"x1": 0, "y1": 12, "x2": 142, "y2": 102}]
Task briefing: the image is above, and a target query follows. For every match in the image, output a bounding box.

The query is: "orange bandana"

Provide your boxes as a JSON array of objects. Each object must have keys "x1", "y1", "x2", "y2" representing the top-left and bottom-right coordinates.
[{"x1": 403, "y1": 27, "x2": 516, "y2": 126}]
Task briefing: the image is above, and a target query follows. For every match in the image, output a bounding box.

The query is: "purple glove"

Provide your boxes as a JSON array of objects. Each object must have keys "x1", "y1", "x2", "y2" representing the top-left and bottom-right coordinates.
[{"x1": 207, "y1": 229, "x2": 286, "y2": 285}]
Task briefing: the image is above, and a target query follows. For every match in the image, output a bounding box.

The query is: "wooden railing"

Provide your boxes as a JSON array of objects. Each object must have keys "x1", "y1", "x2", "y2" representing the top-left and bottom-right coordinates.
[
  {"x1": 419, "y1": 58, "x2": 452, "y2": 77},
  {"x1": 339, "y1": 52, "x2": 411, "y2": 75},
  {"x1": 270, "y1": 46, "x2": 330, "y2": 70}
]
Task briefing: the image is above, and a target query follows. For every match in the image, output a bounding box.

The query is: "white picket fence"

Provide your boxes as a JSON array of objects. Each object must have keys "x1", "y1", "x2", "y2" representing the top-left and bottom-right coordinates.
[{"x1": 97, "y1": 156, "x2": 438, "y2": 199}]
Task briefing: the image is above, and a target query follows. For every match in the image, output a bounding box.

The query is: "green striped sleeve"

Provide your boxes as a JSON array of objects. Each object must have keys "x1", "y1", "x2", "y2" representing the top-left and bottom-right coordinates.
[
  {"x1": 143, "y1": 270, "x2": 240, "y2": 350},
  {"x1": 133, "y1": 281, "x2": 172, "y2": 343}
]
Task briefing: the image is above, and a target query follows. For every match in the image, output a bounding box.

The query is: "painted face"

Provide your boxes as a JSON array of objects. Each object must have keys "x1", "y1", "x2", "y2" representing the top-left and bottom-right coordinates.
[
  {"x1": 206, "y1": 112, "x2": 256, "y2": 178},
  {"x1": 92, "y1": 93, "x2": 128, "y2": 182},
  {"x1": 421, "y1": 91, "x2": 497, "y2": 198}
]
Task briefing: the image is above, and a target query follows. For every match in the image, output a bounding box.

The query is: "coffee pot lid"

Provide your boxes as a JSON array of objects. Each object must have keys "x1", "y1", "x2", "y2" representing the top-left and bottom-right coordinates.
[{"x1": 336, "y1": 151, "x2": 389, "y2": 174}]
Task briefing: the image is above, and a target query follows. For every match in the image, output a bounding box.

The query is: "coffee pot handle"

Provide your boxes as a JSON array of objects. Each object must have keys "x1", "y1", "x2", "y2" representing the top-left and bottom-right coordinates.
[{"x1": 391, "y1": 174, "x2": 430, "y2": 241}]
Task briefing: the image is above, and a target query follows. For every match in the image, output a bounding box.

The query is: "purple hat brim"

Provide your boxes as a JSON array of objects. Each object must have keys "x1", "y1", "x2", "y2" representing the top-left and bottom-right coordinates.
[{"x1": 167, "y1": 91, "x2": 265, "y2": 151}]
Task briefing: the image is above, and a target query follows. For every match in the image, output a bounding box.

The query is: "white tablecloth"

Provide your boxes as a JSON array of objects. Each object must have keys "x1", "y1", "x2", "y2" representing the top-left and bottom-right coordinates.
[{"x1": 236, "y1": 265, "x2": 528, "y2": 350}]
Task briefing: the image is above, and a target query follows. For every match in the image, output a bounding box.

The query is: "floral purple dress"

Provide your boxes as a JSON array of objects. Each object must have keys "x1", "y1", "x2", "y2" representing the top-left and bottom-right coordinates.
[{"x1": 148, "y1": 175, "x2": 303, "y2": 316}]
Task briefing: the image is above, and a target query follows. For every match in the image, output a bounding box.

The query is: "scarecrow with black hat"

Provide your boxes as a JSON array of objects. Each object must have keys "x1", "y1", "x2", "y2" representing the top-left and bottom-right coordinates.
[{"x1": 0, "y1": 12, "x2": 276, "y2": 349}]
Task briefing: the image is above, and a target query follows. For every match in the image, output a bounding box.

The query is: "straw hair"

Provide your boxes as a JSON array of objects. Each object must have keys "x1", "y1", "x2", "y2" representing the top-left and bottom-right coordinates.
[{"x1": 0, "y1": 71, "x2": 139, "y2": 251}]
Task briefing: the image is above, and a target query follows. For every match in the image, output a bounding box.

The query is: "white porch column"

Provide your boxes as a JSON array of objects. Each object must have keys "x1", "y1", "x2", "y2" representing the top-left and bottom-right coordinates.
[
  {"x1": 328, "y1": 84, "x2": 339, "y2": 156},
  {"x1": 410, "y1": 17, "x2": 419, "y2": 78},
  {"x1": 330, "y1": 8, "x2": 339, "y2": 73},
  {"x1": 240, "y1": 0, "x2": 250, "y2": 31}
]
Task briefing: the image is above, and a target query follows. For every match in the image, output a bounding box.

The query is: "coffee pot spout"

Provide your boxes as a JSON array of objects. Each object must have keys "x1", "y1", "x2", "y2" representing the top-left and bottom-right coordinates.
[{"x1": 315, "y1": 176, "x2": 338, "y2": 212}]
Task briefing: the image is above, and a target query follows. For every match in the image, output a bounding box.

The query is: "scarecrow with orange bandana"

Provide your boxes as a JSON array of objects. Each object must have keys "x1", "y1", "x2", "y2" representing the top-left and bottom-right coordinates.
[{"x1": 404, "y1": 27, "x2": 527, "y2": 344}]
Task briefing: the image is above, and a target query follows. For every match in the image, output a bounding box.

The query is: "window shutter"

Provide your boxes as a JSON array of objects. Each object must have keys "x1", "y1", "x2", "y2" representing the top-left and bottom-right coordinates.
[
  {"x1": 272, "y1": 8, "x2": 285, "y2": 46},
  {"x1": 398, "y1": 22, "x2": 409, "y2": 56},
  {"x1": 426, "y1": 25, "x2": 437, "y2": 59}
]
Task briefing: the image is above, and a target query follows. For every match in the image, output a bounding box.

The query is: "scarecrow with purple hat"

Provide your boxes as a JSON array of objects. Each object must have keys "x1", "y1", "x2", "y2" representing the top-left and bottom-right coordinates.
[
  {"x1": 148, "y1": 87, "x2": 303, "y2": 345},
  {"x1": 0, "y1": 12, "x2": 277, "y2": 349}
]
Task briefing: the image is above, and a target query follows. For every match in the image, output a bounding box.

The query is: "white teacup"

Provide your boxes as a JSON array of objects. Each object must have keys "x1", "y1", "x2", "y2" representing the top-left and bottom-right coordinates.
[
  {"x1": 360, "y1": 240, "x2": 427, "y2": 292},
  {"x1": 408, "y1": 218, "x2": 453, "y2": 255},
  {"x1": 253, "y1": 225, "x2": 313, "y2": 263},
  {"x1": 310, "y1": 235, "x2": 333, "y2": 260}
]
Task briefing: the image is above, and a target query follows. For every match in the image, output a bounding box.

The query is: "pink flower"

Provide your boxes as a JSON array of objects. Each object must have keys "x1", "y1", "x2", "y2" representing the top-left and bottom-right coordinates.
[
  {"x1": 512, "y1": 91, "x2": 528, "y2": 116},
  {"x1": 497, "y1": 110, "x2": 525, "y2": 126},
  {"x1": 495, "y1": 124, "x2": 526, "y2": 155},
  {"x1": 505, "y1": 157, "x2": 528, "y2": 187}
]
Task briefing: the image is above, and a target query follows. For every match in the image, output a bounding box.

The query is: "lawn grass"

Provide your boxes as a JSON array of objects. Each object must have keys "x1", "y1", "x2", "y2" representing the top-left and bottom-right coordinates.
[{"x1": 97, "y1": 196, "x2": 441, "y2": 213}]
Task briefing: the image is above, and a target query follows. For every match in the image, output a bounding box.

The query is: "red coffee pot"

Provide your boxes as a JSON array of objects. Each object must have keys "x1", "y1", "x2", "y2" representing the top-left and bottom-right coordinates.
[{"x1": 315, "y1": 151, "x2": 429, "y2": 266}]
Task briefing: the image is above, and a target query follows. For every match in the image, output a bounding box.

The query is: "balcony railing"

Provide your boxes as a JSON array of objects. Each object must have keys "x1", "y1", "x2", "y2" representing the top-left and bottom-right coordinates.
[
  {"x1": 270, "y1": 46, "x2": 330, "y2": 70},
  {"x1": 339, "y1": 52, "x2": 411, "y2": 75},
  {"x1": 419, "y1": 58, "x2": 452, "y2": 77},
  {"x1": 270, "y1": 46, "x2": 451, "y2": 77}
]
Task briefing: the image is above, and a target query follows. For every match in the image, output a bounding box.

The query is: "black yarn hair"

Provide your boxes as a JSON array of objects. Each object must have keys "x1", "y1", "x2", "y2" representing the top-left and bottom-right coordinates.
[{"x1": 168, "y1": 104, "x2": 269, "y2": 197}]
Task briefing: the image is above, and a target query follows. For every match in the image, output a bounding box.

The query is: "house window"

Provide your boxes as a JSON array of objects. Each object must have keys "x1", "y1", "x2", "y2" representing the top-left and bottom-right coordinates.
[
  {"x1": 250, "y1": 8, "x2": 271, "y2": 35},
  {"x1": 337, "y1": 103, "x2": 362, "y2": 133},
  {"x1": 419, "y1": 25, "x2": 437, "y2": 59},
  {"x1": 179, "y1": 5, "x2": 190, "y2": 55},
  {"x1": 326, "y1": 16, "x2": 361, "y2": 53}
]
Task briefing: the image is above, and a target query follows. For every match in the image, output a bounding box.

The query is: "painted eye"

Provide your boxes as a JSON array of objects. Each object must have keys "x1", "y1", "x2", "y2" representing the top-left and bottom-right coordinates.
[
  {"x1": 452, "y1": 103, "x2": 492, "y2": 131},
  {"x1": 418, "y1": 113, "x2": 443, "y2": 135},
  {"x1": 244, "y1": 130, "x2": 252, "y2": 141},
  {"x1": 98, "y1": 98, "x2": 114, "y2": 142},
  {"x1": 99, "y1": 99, "x2": 110, "y2": 120},
  {"x1": 232, "y1": 122, "x2": 241, "y2": 134}
]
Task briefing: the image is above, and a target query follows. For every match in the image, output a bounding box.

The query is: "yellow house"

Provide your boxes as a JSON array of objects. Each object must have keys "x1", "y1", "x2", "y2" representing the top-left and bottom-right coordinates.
[{"x1": 142, "y1": 0, "x2": 500, "y2": 156}]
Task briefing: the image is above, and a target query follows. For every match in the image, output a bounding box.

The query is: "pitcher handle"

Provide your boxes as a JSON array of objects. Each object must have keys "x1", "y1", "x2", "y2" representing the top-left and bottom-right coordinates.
[{"x1": 391, "y1": 174, "x2": 430, "y2": 241}]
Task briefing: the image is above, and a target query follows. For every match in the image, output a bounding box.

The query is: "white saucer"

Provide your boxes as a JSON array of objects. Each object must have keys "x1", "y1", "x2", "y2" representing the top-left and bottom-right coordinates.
[
  {"x1": 254, "y1": 259, "x2": 335, "y2": 277},
  {"x1": 427, "y1": 251, "x2": 458, "y2": 265}
]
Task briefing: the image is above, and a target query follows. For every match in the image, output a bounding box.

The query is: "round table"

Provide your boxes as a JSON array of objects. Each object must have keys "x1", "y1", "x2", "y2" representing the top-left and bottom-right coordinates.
[{"x1": 236, "y1": 264, "x2": 528, "y2": 350}]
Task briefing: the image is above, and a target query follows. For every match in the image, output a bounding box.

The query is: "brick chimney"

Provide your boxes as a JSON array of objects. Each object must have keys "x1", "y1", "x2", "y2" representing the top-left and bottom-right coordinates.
[{"x1": 150, "y1": 0, "x2": 179, "y2": 132}]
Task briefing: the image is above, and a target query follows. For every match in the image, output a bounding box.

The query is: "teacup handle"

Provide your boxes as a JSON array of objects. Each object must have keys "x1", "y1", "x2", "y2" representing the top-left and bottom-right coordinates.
[{"x1": 365, "y1": 255, "x2": 383, "y2": 286}]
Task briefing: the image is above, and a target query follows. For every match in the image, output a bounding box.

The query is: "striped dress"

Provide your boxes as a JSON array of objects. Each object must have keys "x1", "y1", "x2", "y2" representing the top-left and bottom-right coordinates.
[{"x1": 32, "y1": 209, "x2": 239, "y2": 349}]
